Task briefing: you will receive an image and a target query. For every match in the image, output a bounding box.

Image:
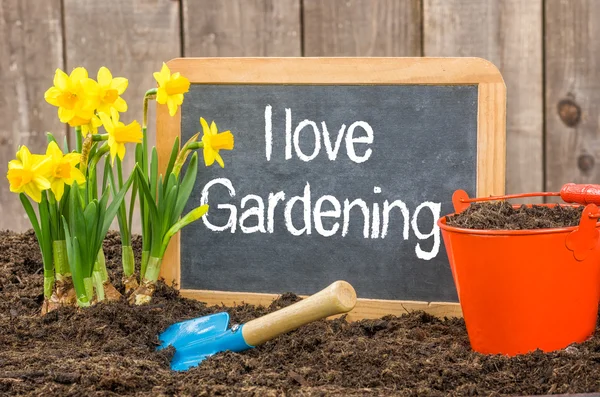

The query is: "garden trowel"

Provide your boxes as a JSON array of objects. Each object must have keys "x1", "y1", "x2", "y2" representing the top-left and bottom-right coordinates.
[{"x1": 158, "y1": 280, "x2": 357, "y2": 371}]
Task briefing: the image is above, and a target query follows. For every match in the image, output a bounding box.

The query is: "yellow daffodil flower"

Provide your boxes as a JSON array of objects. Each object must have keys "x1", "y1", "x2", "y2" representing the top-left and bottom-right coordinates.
[
  {"x1": 153, "y1": 63, "x2": 190, "y2": 117},
  {"x1": 96, "y1": 66, "x2": 128, "y2": 115},
  {"x1": 69, "y1": 113, "x2": 103, "y2": 135},
  {"x1": 7, "y1": 146, "x2": 52, "y2": 203},
  {"x1": 44, "y1": 67, "x2": 100, "y2": 125},
  {"x1": 200, "y1": 117, "x2": 234, "y2": 168},
  {"x1": 98, "y1": 109, "x2": 143, "y2": 163},
  {"x1": 45, "y1": 141, "x2": 86, "y2": 201}
]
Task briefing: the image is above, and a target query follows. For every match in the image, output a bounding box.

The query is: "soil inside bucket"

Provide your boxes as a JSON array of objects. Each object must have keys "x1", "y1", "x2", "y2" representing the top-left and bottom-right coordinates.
[
  {"x1": 446, "y1": 202, "x2": 585, "y2": 230},
  {"x1": 3, "y1": 230, "x2": 600, "y2": 396}
]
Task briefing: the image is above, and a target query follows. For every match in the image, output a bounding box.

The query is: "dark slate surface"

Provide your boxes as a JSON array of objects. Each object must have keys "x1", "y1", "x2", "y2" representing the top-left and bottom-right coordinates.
[{"x1": 178, "y1": 84, "x2": 477, "y2": 302}]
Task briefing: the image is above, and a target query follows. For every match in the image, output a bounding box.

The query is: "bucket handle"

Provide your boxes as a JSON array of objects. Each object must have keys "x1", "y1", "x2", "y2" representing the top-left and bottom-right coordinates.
[
  {"x1": 452, "y1": 189, "x2": 600, "y2": 261},
  {"x1": 452, "y1": 189, "x2": 562, "y2": 214},
  {"x1": 453, "y1": 184, "x2": 600, "y2": 213}
]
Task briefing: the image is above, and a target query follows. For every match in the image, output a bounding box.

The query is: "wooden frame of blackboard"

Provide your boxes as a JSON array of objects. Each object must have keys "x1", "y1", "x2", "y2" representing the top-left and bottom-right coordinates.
[{"x1": 156, "y1": 57, "x2": 506, "y2": 321}]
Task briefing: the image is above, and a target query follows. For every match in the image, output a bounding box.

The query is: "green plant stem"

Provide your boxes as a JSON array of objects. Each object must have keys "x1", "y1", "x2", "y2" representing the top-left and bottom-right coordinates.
[
  {"x1": 78, "y1": 277, "x2": 93, "y2": 307},
  {"x1": 88, "y1": 144, "x2": 110, "y2": 203},
  {"x1": 53, "y1": 239, "x2": 73, "y2": 306},
  {"x1": 75, "y1": 126, "x2": 83, "y2": 153},
  {"x1": 94, "y1": 248, "x2": 108, "y2": 283},
  {"x1": 44, "y1": 275, "x2": 54, "y2": 300},
  {"x1": 92, "y1": 252, "x2": 106, "y2": 303},
  {"x1": 185, "y1": 142, "x2": 203, "y2": 151},
  {"x1": 92, "y1": 134, "x2": 108, "y2": 141},
  {"x1": 92, "y1": 271, "x2": 105, "y2": 302},
  {"x1": 110, "y1": 158, "x2": 134, "y2": 281},
  {"x1": 143, "y1": 256, "x2": 162, "y2": 283},
  {"x1": 53, "y1": 240, "x2": 70, "y2": 279},
  {"x1": 141, "y1": 251, "x2": 150, "y2": 279},
  {"x1": 38, "y1": 194, "x2": 54, "y2": 301},
  {"x1": 88, "y1": 162, "x2": 97, "y2": 204},
  {"x1": 143, "y1": 88, "x2": 157, "y2": 130},
  {"x1": 139, "y1": 89, "x2": 156, "y2": 279},
  {"x1": 89, "y1": 145, "x2": 110, "y2": 174},
  {"x1": 115, "y1": 159, "x2": 131, "y2": 246},
  {"x1": 48, "y1": 193, "x2": 63, "y2": 241},
  {"x1": 141, "y1": 127, "x2": 148, "y2": 178},
  {"x1": 122, "y1": 246, "x2": 135, "y2": 277},
  {"x1": 139, "y1": 166, "x2": 151, "y2": 270},
  {"x1": 141, "y1": 88, "x2": 156, "y2": 179}
]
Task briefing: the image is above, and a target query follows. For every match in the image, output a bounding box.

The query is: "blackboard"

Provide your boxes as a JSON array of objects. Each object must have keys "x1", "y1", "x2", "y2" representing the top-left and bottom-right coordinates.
[{"x1": 157, "y1": 57, "x2": 506, "y2": 319}]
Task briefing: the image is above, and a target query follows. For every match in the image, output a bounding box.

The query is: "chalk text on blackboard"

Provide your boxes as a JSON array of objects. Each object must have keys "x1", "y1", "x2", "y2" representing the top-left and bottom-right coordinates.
[
  {"x1": 199, "y1": 104, "x2": 443, "y2": 261},
  {"x1": 264, "y1": 105, "x2": 373, "y2": 164},
  {"x1": 200, "y1": 179, "x2": 441, "y2": 260}
]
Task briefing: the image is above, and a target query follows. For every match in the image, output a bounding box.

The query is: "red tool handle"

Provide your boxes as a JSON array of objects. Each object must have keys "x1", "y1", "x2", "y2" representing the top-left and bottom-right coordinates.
[{"x1": 560, "y1": 183, "x2": 600, "y2": 205}]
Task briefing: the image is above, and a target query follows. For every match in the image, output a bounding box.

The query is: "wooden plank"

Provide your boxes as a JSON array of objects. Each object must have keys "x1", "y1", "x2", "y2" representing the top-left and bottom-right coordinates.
[
  {"x1": 545, "y1": 0, "x2": 600, "y2": 195},
  {"x1": 424, "y1": 0, "x2": 543, "y2": 201},
  {"x1": 157, "y1": 57, "x2": 505, "y2": 316},
  {"x1": 303, "y1": 0, "x2": 422, "y2": 56},
  {"x1": 0, "y1": 0, "x2": 65, "y2": 231},
  {"x1": 161, "y1": 57, "x2": 505, "y2": 85},
  {"x1": 183, "y1": 0, "x2": 301, "y2": 56},
  {"x1": 180, "y1": 289, "x2": 463, "y2": 321},
  {"x1": 156, "y1": 97, "x2": 180, "y2": 286},
  {"x1": 63, "y1": 0, "x2": 181, "y2": 232}
]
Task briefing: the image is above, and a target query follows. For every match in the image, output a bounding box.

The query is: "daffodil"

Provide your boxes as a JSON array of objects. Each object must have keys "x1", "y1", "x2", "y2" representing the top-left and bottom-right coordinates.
[
  {"x1": 7, "y1": 146, "x2": 52, "y2": 203},
  {"x1": 200, "y1": 117, "x2": 234, "y2": 168},
  {"x1": 153, "y1": 63, "x2": 190, "y2": 116},
  {"x1": 96, "y1": 66, "x2": 128, "y2": 115},
  {"x1": 69, "y1": 113, "x2": 103, "y2": 135},
  {"x1": 44, "y1": 67, "x2": 99, "y2": 125},
  {"x1": 44, "y1": 141, "x2": 85, "y2": 201},
  {"x1": 98, "y1": 109, "x2": 143, "y2": 163}
]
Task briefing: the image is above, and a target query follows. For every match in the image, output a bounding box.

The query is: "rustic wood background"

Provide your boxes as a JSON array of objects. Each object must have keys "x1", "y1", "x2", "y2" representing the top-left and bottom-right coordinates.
[{"x1": 0, "y1": 0, "x2": 595, "y2": 232}]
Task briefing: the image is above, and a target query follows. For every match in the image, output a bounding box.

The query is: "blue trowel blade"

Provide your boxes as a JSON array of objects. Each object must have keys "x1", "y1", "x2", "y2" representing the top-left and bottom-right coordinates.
[
  {"x1": 158, "y1": 312, "x2": 231, "y2": 351},
  {"x1": 158, "y1": 312, "x2": 254, "y2": 371},
  {"x1": 170, "y1": 326, "x2": 253, "y2": 371}
]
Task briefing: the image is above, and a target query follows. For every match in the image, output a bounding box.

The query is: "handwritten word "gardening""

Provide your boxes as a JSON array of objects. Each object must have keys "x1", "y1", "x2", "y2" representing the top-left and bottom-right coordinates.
[{"x1": 200, "y1": 105, "x2": 442, "y2": 260}]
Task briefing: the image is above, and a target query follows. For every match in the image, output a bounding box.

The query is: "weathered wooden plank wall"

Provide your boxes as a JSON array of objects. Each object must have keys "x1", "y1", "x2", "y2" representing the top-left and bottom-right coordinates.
[
  {"x1": 303, "y1": 0, "x2": 422, "y2": 56},
  {"x1": 545, "y1": 0, "x2": 600, "y2": 196},
  {"x1": 184, "y1": 0, "x2": 301, "y2": 56},
  {"x1": 0, "y1": 0, "x2": 596, "y2": 231},
  {"x1": 424, "y1": 0, "x2": 544, "y2": 202},
  {"x1": 0, "y1": 0, "x2": 65, "y2": 231}
]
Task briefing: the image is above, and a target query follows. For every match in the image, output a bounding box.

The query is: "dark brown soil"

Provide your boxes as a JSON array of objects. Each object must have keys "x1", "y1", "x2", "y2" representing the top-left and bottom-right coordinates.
[
  {"x1": 2, "y1": 230, "x2": 600, "y2": 396},
  {"x1": 446, "y1": 202, "x2": 585, "y2": 230}
]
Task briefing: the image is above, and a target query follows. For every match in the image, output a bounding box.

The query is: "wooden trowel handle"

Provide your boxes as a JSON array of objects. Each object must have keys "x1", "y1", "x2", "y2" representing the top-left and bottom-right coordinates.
[{"x1": 241, "y1": 280, "x2": 357, "y2": 347}]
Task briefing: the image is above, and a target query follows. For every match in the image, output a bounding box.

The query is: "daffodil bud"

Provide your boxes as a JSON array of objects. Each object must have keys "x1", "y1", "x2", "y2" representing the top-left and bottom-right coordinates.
[{"x1": 172, "y1": 133, "x2": 202, "y2": 176}]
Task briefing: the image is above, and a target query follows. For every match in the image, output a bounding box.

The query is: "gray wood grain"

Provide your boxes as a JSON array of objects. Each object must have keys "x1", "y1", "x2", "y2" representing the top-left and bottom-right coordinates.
[
  {"x1": 184, "y1": 0, "x2": 301, "y2": 56},
  {"x1": 303, "y1": 0, "x2": 422, "y2": 56},
  {"x1": 0, "y1": 0, "x2": 65, "y2": 231},
  {"x1": 424, "y1": 0, "x2": 543, "y2": 201},
  {"x1": 545, "y1": 0, "x2": 600, "y2": 195}
]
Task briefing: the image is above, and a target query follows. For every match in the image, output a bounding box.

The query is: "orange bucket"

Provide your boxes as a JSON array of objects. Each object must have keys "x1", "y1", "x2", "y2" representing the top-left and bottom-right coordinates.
[{"x1": 438, "y1": 189, "x2": 600, "y2": 356}]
